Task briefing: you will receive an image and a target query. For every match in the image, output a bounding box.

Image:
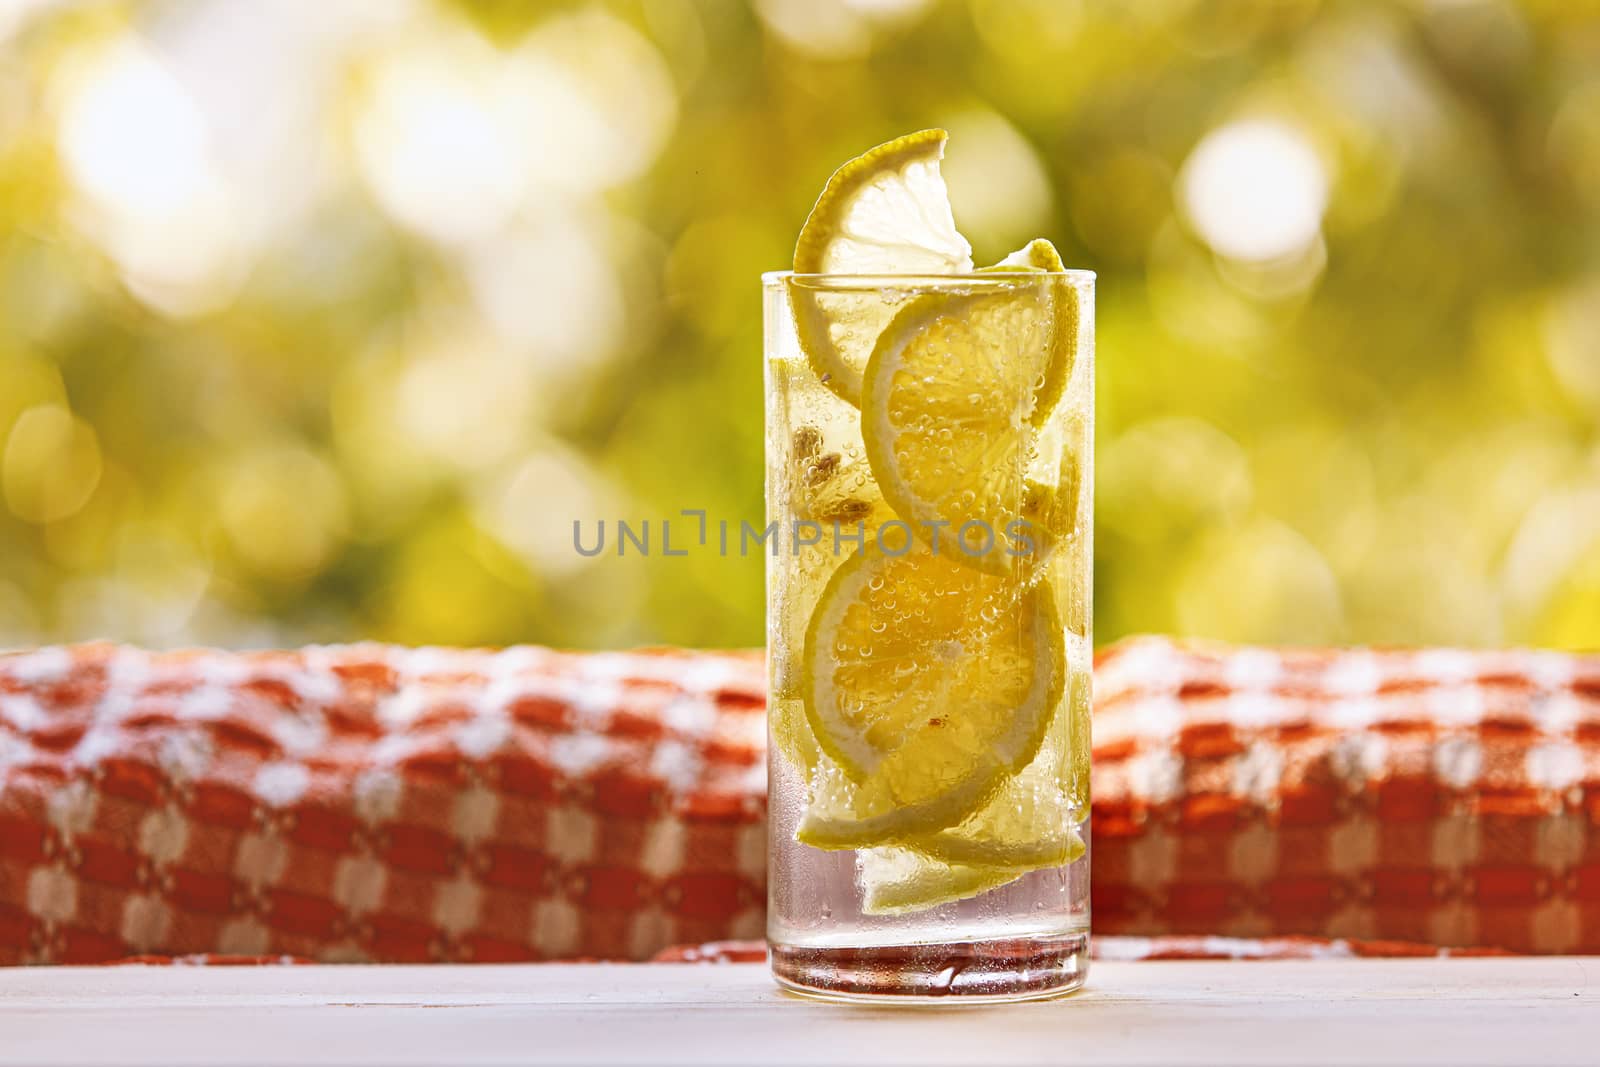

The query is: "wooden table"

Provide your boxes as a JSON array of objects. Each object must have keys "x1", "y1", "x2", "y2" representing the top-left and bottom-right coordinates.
[{"x1": 3, "y1": 959, "x2": 1597, "y2": 1065}]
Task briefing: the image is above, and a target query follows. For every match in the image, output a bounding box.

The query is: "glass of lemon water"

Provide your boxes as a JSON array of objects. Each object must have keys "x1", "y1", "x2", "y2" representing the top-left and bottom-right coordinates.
[{"x1": 764, "y1": 131, "x2": 1094, "y2": 1001}]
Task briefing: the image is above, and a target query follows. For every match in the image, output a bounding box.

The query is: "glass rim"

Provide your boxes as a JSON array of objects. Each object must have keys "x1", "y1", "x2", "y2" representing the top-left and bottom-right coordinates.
[{"x1": 763, "y1": 269, "x2": 1096, "y2": 285}]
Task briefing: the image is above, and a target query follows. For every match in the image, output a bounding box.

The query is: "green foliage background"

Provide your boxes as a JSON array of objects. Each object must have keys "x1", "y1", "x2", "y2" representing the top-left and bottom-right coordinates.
[{"x1": 0, "y1": 0, "x2": 1597, "y2": 651}]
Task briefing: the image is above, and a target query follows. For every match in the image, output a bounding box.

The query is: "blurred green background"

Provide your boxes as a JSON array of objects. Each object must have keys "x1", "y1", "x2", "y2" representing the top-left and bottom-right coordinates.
[{"x1": 0, "y1": 0, "x2": 1596, "y2": 652}]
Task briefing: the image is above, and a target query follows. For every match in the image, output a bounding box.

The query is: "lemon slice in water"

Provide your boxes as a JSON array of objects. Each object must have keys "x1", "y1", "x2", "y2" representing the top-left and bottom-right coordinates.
[
  {"x1": 859, "y1": 283, "x2": 1056, "y2": 572},
  {"x1": 791, "y1": 546, "x2": 1063, "y2": 848},
  {"x1": 910, "y1": 695, "x2": 1086, "y2": 869},
  {"x1": 856, "y1": 847, "x2": 1031, "y2": 916}
]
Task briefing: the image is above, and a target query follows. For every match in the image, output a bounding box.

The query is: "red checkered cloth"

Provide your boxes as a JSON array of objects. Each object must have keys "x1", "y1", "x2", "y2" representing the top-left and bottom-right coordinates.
[
  {"x1": 0, "y1": 644, "x2": 766, "y2": 964},
  {"x1": 4, "y1": 637, "x2": 1600, "y2": 964},
  {"x1": 1093, "y1": 637, "x2": 1600, "y2": 954}
]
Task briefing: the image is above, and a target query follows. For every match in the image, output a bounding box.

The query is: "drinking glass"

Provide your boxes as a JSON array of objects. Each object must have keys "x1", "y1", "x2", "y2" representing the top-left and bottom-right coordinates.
[{"x1": 763, "y1": 270, "x2": 1094, "y2": 1001}]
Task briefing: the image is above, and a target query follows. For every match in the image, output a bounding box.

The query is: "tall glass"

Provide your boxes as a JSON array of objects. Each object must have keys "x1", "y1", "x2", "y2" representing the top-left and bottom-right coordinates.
[{"x1": 764, "y1": 270, "x2": 1093, "y2": 1001}]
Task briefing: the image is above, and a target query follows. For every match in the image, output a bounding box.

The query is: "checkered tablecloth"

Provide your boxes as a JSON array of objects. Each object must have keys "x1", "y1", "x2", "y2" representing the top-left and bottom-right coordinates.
[
  {"x1": 1093, "y1": 637, "x2": 1600, "y2": 954},
  {"x1": 2, "y1": 637, "x2": 1597, "y2": 963},
  {"x1": 0, "y1": 644, "x2": 766, "y2": 964}
]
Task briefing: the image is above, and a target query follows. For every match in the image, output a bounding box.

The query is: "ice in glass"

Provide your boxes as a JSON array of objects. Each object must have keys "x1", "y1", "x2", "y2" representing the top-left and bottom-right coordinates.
[{"x1": 765, "y1": 131, "x2": 1094, "y2": 1001}]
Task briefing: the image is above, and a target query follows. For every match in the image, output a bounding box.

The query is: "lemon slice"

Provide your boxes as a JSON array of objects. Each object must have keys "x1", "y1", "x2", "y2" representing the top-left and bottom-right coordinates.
[
  {"x1": 1011, "y1": 441, "x2": 1083, "y2": 583},
  {"x1": 769, "y1": 694, "x2": 822, "y2": 777},
  {"x1": 797, "y1": 757, "x2": 1000, "y2": 849},
  {"x1": 1065, "y1": 650, "x2": 1092, "y2": 814},
  {"x1": 919, "y1": 821, "x2": 1085, "y2": 871},
  {"x1": 910, "y1": 691, "x2": 1087, "y2": 868},
  {"x1": 860, "y1": 284, "x2": 1056, "y2": 573},
  {"x1": 857, "y1": 847, "x2": 1030, "y2": 916},
  {"x1": 858, "y1": 730, "x2": 1088, "y2": 913},
  {"x1": 794, "y1": 546, "x2": 1063, "y2": 848},
  {"x1": 992, "y1": 238, "x2": 1080, "y2": 429},
  {"x1": 790, "y1": 129, "x2": 973, "y2": 407},
  {"x1": 765, "y1": 411, "x2": 898, "y2": 709}
]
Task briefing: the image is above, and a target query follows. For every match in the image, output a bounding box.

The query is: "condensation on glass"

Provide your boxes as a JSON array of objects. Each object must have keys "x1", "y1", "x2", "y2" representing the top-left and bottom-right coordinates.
[{"x1": 764, "y1": 271, "x2": 1094, "y2": 1001}]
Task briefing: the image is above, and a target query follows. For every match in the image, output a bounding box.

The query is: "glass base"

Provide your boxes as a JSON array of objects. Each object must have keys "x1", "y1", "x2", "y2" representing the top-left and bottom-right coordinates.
[{"x1": 769, "y1": 931, "x2": 1089, "y2": 1003}]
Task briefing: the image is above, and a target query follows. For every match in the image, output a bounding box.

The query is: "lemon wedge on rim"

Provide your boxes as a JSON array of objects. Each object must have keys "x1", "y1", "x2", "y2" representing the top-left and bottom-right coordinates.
[{"x1": 990, "y1": 238, "x2": 1080, "y2": 429}]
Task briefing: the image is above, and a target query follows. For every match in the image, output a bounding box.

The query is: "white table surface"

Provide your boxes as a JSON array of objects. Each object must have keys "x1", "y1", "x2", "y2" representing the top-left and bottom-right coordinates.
[{"x1": 2, "y1": 958, "x2": 1597, "y2": 1066}]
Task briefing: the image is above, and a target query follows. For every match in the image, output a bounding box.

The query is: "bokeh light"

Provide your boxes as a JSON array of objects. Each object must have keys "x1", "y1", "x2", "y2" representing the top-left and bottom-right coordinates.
[
  {"x1": 754, "y1": 0, "x2": 931, "y2": 59},
  {"x1": 462, "y1": 212, "x2": 624, "y2": 374},
  {"x1": 508, "y1": 8, "x2": 677, "y2": 196},
  {"x1": 0, "y1": 0, "x2": 1594, "y2": 654},
  {"x1": 3, "y1": 406, "x2": 101, "y2": 524},
  {"x1": 354, "y1": 25, "x2": 526, "y2": 245},
  {"x1": 1180, "y1": 118, "x2": 1329, "y2": 263},
  {"x1": 54, "y1": 35, "x2": 244, "y2": 315},
  {"x1": 940, "y1": 108, "x2": 1053, "y2": 259}
]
